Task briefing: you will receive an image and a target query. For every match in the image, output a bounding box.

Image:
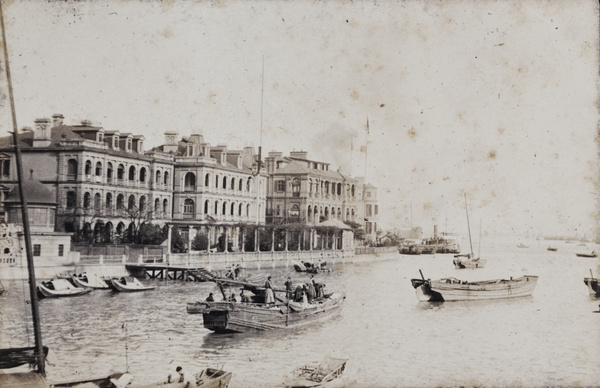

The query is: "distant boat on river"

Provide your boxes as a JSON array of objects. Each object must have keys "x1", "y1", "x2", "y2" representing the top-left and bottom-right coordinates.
[
  {"x1": 411, "y1": 270, "x2": 538, "y2": 302},
  {"x1": 283, "y1": 357, "x2": 348, "y2": 388},
  {"x1": 547, "y1": 247, "x2": 558, "y2": 252},
  {"x1": 584, "y1": 269, "x2": 599, "y2": 297},
  {"x1": 517, "y1": 243, "x2": 529, "y2": 248},
  {"x1": 576, "y1": 251, "x2": 597, "y2": 258},
  {"x1": 453, "y1": 195, "x2": 486, "y2": 269}
]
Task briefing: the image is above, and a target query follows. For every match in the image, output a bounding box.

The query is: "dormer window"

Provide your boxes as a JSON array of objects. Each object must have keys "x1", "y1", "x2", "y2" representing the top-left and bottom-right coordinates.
[
  {"x1": 113, "y1": 136, "x2": 119, "y2": 150},
  {"x1": 186, "y1": 144, "x2": 195, "y2": 157},
  {"x1": 137, "y1": 140, "x2": 144, "y2": 154},
  {"x1": 126, "y1": 138, "x2": 132, "y2": 152},
  {"x1": 97, "y1": 133, "x2": 104, "y2": 143}
]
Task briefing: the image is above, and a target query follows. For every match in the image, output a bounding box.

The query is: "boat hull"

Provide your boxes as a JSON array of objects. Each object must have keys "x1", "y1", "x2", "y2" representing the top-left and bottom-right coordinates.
[
  {"x1": 37, "y1": 280, "x2": 92, "y2": 298},
  {"x1": 576, "y1": 253, "x2": 597, "y2": 258},
  {"x1": 131, "y1": 368, "x2": 232, "y2": 388},
  {"x1": 187, "y1": 292, "x2": 345, "y2": 333},
  {"x1": 110, "y1": 277, "x2": 156, "y2": 292},
  {"x1": 71, "y1": 274, "x2": 110, "y2": 289},
  {"x1": 412, "y1": 275, "x2": 538, "y2": 302},
  {"x1": 453, "y1": 257, "x2": 487, "y2": 269},
  {"x1": 584, "y1": 277, "x2": 600, "y2": 297}
]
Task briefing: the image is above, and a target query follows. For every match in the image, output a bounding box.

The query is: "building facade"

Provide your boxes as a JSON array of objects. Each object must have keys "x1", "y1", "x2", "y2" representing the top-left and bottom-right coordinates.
[{"x1": 0, "y1": 115, "x2": 266, "y2": 245}]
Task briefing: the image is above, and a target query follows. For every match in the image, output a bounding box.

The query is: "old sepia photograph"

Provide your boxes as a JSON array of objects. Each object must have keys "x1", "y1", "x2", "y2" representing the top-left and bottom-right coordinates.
[{"x1": 0, "y1": 1, "x2": 598, "y2": 387}]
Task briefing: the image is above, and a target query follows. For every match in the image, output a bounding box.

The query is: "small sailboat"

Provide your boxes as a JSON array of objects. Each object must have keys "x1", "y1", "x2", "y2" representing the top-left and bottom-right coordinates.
[
  {"x1": 547, "y1": 246, "x2": 558, "y2": 252},
  {"x1": 453, "y1": 195, "x2": 486, "y2": 269}
]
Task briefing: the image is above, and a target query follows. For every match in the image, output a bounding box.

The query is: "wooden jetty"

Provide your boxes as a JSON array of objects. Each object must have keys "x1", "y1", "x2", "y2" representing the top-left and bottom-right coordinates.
[{"x1": 126, "y1": 264, "x2": 217, "y2": 282}]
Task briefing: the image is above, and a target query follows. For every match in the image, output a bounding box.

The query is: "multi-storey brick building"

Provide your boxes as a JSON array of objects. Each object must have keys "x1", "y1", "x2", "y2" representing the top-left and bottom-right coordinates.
[{"x1": 0, "y1": 115, "x2": 266, "y2": 246}]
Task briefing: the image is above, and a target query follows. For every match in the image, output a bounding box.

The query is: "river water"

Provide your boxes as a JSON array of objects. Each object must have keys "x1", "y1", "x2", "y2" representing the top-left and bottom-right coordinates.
[{"x1": 1, "y1": 238, "x2": 599, "y2": 387}]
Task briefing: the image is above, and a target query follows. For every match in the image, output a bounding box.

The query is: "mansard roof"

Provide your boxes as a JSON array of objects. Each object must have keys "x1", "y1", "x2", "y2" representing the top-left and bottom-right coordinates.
[{"x1": 3, "y1": 173, "x2": 57, "y2": 206}]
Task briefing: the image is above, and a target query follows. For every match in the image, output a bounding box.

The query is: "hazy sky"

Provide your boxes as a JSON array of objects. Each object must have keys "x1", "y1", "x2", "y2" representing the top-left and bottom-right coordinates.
[{"x1": 0, "y1": 0, "x2": 598, "y2": 238}]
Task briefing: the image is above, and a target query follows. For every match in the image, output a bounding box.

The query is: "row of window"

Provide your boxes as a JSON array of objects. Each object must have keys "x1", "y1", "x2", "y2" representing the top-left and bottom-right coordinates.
[
  {"x1": 67, "y1": 191, "x2": 170, "y2": 216},
  {"x1": 274, "y1": 178, "x2": 357, "y2": 197},
  {"x1": 68, "y1": 159, "x2": 171, "y2": 185},
  {"x1": 183, "y1": 172, "x2": 253, "y2": 192},
  {"x1": 182, "y1": 198, "x2": 253, "y2": 218},
  {"x1": 33, "y1": 243, "x2": 64, "y2": 257}
]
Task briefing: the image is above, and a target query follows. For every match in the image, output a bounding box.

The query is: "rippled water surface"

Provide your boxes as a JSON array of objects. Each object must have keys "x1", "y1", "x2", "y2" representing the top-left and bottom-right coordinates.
[{"x1": 1, "y1": 240, "x2": 599, "y2": 387}]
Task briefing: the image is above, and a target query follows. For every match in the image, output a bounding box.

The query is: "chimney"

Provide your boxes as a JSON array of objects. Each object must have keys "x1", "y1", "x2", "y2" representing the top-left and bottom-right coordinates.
[
  {"x1": 52, "y1": 113, "x2": 64, "y2": 127},
  {"x1": 289, "y1": 150, "x2": 308, "y2": 160},
  {"x1": 433, "y1": 225, "x2": 438, "y2": 239},
  {"x1": 80, "y1": 119, "x2": 92, "y2": 126},
  {"x1": 33, "y1": 118, "x2": 52, "y2": 147},
  {"x1": 163, "y1": 131, "x2": 179, "y2": 153}
]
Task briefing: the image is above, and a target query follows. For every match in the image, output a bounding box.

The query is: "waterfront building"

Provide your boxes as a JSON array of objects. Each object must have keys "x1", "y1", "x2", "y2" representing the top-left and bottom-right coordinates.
[
  {"x1": 263, "y1": 151, "x2": 379, "y2": 240},
  {"x1": 0, "y1": 115, "x2": 360, "y2": 254}
]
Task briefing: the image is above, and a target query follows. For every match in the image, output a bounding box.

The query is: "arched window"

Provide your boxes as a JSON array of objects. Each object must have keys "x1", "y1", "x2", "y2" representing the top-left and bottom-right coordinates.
[
  {"x1": 139, "y1": 196, "x2": 146, "y2": 212},
  {"x1": 214, "y1": 201, "x2": 219, "y2": 215},
  {"x1": 184, "y1": 172, "x2": 196, "y2": 191},
  {"x1": 337, "y1": 183, "x2": 342, "y2": 196},
  {"x1": 292, "y1": 178, "x2": 300, "y2": 196},
  {"x1": 95, "y1": 162, "x2": 102, "y2": 176},
  {"x1": 139, "y1": 167, "x2": 147, "y2": 183},
  {"x1": 117, "y1": 164, "x2": 125, "y2": 180},
  {"x1": 231, "y1": 178, "x2": 235, "y2": 190},
  {"x1": 230, "y1": 202, "x2": 235, "y2": 216},
  {"x1": 128, "y1": 166, "x2": 136, "y2": 181},
  {"x1": 67, "y1": 159, "x2": 78, "y2": 179},
  {"x1": 85, "y1": 160, "x2": 92, "y2": 175},
  {"x1": 154, "y1": 198, "x2": 160, "y2": 216},
  {"x1": 83, "y1": 192, "x2": 91, "y2": 209},
  {"x1": 66, "y1": 191, "x2": 76, "y2": 208},
  {"x1": 116, "y1": 194, "x2": 124, "y2": 209},
  {"x1": 205, "y1": 173, "x2": 210, "y2": 187},
  {"x1": 307, "y1": 205, "x2": 312, "y2": 222},
  {"x1": 238, "y1": 179, "x2": 243, "y2": 191},
  {"x1": 238, "y1": 203, "x2": 243, "y2": 216},
  {"x1": 155, "y1": 170, "x2": 161, "y2": 185},
  {"x1": 222, "y1": 202, "x2": 227, "y2": 215},
  {"x1": 204, "y1": 200, "x2": 209, "y2": 214},
  {"x1": 163, "y1": 199, "x2": 168, "y2": 216},
  {"x1": 246, "y1": 204, "x2": 251, "y2": 217},
  {"x1": 223, "y1": 176, "x2": 227, "y2": 189},
  {"x1": 128, "y1": 195, "x2": 135, "y2": 210},
  {"x1": 107, "y1": 162, "x2": 113, "y2": 182},
  {"x1": 94, "y1": 193, "x2": 102, "y2": 210},
  {"x1": 106, "y1": 193, "x2": 113, "y2": 210},
  {"x1": 215, "y1": 175, "x2": 219, "y2": 188},
  {"x1": 246, "y1": 178, "x2": 251, "y2": 192},
  {"x1": 164, "y1": 171, "x2": 169, "y2": 185},
  {"x1": 183, "y1": 199, "x2": 195, "y2": 219},
  {"x1": 290, "y1": 204, "x2": 300, "y2": 217}
]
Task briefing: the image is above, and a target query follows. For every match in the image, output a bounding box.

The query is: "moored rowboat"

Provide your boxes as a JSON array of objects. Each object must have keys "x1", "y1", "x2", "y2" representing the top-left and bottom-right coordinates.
[
  {"x1": 131, "y1": 368, "x2": 232, "y2": 388},
  {"x1": 71, "y1": 273, "x2": 110, "y2": 289},
  {"x1": 411, "y1": 273, "x2": 538, "y2": 302},
  {"x1": 37, "y1": 279, "x2": 92, "y2": 298},
  {"x1": 110, "y1": 276, "x2": 155, "y2": 292},
  {"x1": 284, "y1": 357, "x2": 348, "y2": 388}
]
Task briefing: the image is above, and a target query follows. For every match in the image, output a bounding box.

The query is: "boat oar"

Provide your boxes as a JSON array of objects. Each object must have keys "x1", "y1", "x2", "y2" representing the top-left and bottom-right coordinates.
[
  {"x1": 419, "y1": 269, "x2": 425, "y2": 281},
  {"x1": 591, "y1": 269, "x2": 596, "y2": 281}
]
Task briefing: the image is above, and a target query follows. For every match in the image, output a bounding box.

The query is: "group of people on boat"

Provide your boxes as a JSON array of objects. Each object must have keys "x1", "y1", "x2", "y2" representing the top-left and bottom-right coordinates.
[{"x1": 203, "y1": 274, "x2": 326, "y2": 305}]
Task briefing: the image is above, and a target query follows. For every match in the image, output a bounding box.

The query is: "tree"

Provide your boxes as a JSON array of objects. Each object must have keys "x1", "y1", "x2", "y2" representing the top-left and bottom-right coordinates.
[
  {"x1": 138, "y1": 223, "x2": 167, "y2": 245},
  {"x1": 191, "y1": 231, "x2": 208, "y2": 251},
  {"x1": 344, "y1": 220, "x2": 365, "y2": 242},
  {"x1": 171, "y1": 226, "x2": 187, "y2": 253},
  {"x1": 118, "y1": 203, "x2": 154, "y2": 243}
]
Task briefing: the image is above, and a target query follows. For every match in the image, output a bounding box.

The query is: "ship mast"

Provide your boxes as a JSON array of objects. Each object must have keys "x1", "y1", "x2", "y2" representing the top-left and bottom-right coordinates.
[
  {"x1": 464, "y1": 194, "x2": 474, "y2": 258},
  {"x1": 0, "y1": 1, "x2": 45, "y2": 374}
]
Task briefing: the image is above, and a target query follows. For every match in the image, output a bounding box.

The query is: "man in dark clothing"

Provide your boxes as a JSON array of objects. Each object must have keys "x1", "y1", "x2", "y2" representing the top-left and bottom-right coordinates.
[
  {"x1": 284, "y1": 276, "x2": 293, "y2": 300},
  {"x1": 206, "y1": 292, "x2": 214, "y2": 302}
]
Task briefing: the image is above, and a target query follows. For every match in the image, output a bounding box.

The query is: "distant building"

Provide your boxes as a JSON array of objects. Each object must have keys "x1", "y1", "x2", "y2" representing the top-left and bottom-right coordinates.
[{"x1": 263, "y1": 150, "x2": 379, "y2": 240}]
